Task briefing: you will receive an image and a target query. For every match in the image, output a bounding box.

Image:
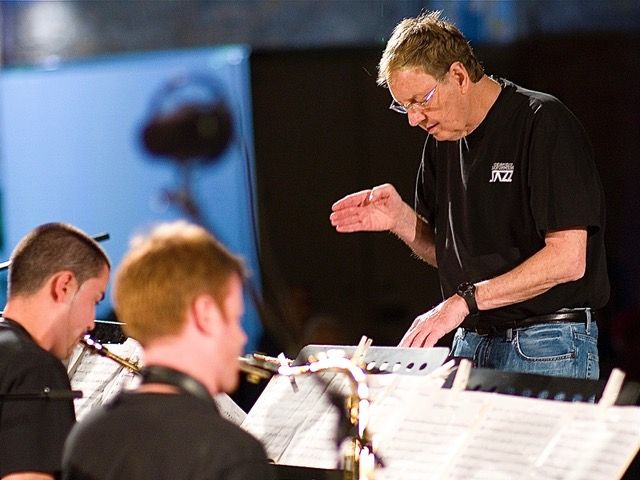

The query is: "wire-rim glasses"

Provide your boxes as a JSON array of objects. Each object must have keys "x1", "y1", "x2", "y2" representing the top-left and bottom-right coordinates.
[{"x1": 389, "y1": 84, "x2": 437, "y2": 114}]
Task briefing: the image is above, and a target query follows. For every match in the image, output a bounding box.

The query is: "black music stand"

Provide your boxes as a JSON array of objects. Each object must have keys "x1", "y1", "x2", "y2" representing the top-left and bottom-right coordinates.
[
  {"x1": 270, "y1": 464, "x2": 343, "y2": 480},
  {"x1": 442, "y1": 364, "x2": 640, "y2": 406}
]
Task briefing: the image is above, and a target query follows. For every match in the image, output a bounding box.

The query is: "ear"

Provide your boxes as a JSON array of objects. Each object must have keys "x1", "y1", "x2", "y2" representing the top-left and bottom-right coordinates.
[
  {"x1": 449, "y1": 61, "x2": 470, "y2": 93},
  {"x1": 49, "y1": 271, "x2": 77, "y2": 304},
  {"x1": 191, "y1": 294, "x2": 224, "y2": 337}
]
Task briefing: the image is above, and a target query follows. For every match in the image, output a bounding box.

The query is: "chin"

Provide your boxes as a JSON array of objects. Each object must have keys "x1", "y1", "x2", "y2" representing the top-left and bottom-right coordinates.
[{"x1": 222, "y1": 374, "x2": 240, "y2": 394}]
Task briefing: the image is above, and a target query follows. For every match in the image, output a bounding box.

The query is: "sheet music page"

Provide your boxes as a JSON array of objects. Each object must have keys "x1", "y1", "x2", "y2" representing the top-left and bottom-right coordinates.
[
  {"x1": 367, "y1": 372, "x2": 448, "y2": 438},
  {"x1": 522, "y1": 399, "x2": 640, "y2": 480},
  {"x1": 375, "y1": 388, "x2": 640, "y2": 480},
  {"x1": 69, "y1": 339, "x2": 247, "y2": 425},
  {"x1": 374, "y1": 381, "x2": 486, "y2": 480},
  {"x1": 243, "y1": 372, "x2": 447, "y2": 470},
  {"x1": 242, "y1": 372, "x2": 343, "y2": 464},
  {"x1": 277, "y1": 373, "x2": 352, "y2": 469},
  {"x1": 214, "y1": 393, "x2": 246, "y2": 425},
  {"x1": 68, "y1": 339, "x2": 142, "y2": 420}
]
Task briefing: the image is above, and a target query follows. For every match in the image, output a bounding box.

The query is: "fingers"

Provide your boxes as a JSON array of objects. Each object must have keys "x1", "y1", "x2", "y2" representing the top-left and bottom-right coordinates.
[
  {"x1": 367, "y1": 183, "x2": 393, "y2": 203},
  {"x1": 329, "y1": 189, "x2": 378, "y2": 232},
  {"x1": 332, "y1": 183, "x2": 396, "y2": 211},
  {"x1": 399, "y1": 318, "x2": 428, "y2": 348},
  {"x1": 331, "y1": 189, "x2": 371, "y2": 211},
  {"x1": 400, "y1": 328, "x2": 439, "y2": 348},
  {"x1": 398, "y1": 315, "x2": 443, "y2": 348},
  {"x1": 330, "y1": 184, "x2": 400, "y2": 233},
  {"x1": 330, "y1": 209, "x2": 367, "y2": 232}
]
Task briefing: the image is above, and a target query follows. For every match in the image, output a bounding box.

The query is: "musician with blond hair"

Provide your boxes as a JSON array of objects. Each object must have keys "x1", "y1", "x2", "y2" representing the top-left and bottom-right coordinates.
[{"x1": 63, "y1": 221, "x2": 273, "y2": 480}]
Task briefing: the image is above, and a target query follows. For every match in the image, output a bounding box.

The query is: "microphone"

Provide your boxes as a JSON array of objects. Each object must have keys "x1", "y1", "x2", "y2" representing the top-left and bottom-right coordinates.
[{"x1": 142, "y1": 103, "x2": 233, "y2": 163}]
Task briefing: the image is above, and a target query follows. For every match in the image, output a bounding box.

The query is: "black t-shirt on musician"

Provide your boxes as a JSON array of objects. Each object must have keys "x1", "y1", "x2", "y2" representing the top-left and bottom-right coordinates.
[
  {"x1": 415, "y1": 78, "x2": 610, "y2": 323},
  {"x1": 0, "y1": 318, "x2": 76, "y2": 479},
  {"x1": 63, "y1": 392, "x2": 275, "y2": 480}
]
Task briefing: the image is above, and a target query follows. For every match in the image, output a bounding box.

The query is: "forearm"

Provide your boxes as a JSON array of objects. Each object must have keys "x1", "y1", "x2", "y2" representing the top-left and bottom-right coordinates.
[
  {"x1": 2, "y1": 472, "x2": 55, "y2": 480},
  {"x1": 475, "y1": 229, "x2": 587, "y2": 311},
  {"x1": 391, "y1": 203, "x2": 437, "y2": 267}
]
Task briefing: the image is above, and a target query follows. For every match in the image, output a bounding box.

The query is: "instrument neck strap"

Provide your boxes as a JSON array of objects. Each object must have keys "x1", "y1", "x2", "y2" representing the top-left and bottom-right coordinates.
[{"x1": 140, "y1": 365, "x2": 214, "y2": 406}]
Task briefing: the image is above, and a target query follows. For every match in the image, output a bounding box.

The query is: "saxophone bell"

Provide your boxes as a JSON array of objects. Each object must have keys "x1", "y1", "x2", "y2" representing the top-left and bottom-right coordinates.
[{"x1": 238, "y1": 353, "x2": 290, "y2": 384}]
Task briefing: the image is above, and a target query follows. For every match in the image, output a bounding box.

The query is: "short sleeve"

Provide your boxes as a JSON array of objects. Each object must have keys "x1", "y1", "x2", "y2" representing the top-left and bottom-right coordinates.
[
  {"x1": 415, "y1": 137, "x2": 438, "y2": 225},
  {"x1": 528, "y1": 100, "x2": 603, "y2": 235},
  {"x1": 0, "y1": 355, "x2": 76, "y2": 477}
]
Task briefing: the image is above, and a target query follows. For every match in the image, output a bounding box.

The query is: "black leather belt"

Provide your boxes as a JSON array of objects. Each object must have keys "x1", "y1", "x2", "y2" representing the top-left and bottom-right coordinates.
[{"x1": 461, "y1": 309, "x2": 597, "y2": 336}]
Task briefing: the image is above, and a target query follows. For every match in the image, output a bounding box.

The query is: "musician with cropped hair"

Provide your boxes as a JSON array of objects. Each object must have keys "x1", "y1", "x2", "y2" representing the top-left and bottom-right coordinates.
[
  {"x1": 0, "y1": 223, "x2": 110, "y2": 480},
  {"x1": 63, "y1": 221, "x2": 273, "y2": 480}
]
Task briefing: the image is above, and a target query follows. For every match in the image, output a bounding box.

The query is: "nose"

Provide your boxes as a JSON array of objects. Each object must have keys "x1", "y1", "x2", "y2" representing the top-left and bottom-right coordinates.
[{"x1": 407, "y1": 108, "x2": 426, "y2": 127}]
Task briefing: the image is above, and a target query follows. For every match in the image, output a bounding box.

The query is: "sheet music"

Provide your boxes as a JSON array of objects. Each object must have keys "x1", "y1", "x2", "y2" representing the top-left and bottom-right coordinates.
[
  {"x1": 68, "y1": 339, "x2": 143, "y2": 420},
  {"x1": 242, "y1": 371, "x2": 447, "y2": 469},
  {"x1": 372, "y1": 380, "x2": 484, "y2": 479},
  {"x1": 277, "y1": 373, "x2": 354, "y2": 469},
  {"x1": 214, "y1": 393, "x2": 246, "y2": 425},
  {"x1": 242, "y1": 372, "x2": 341, "y2": 465},
  {"x1": 375, "y1": 389, "x2": 640, "y2": 480},
  {"x1": 244, "y1": 366, "x2": 640, "y2": 480},
  {"x1": 68, "y1": 339, "x2": 247, "y2": 425}
]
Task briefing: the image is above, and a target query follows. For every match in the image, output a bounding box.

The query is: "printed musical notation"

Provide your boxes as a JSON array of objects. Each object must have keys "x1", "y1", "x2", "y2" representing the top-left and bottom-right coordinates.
[
  {"x1": 242, "y1": 370, "x2": 640, "y2": 480},
  {"x1": 67, "y1": 338, "x2": 246, "y2": 425},
  {"x1": 67, "y1": 338, "x2": 143, "y2": 420}
]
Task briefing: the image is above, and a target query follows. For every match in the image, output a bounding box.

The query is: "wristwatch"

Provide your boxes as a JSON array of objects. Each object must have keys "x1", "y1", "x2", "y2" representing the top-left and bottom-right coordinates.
[{"x1": 456, "y1": 282, "x2": 479, "y2": 315}]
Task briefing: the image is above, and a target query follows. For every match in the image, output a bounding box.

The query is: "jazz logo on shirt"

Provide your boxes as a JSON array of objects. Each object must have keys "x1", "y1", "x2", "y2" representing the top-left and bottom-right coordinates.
[{"x1": 490, "y1": 162, "x2": 514, "y2": 183}]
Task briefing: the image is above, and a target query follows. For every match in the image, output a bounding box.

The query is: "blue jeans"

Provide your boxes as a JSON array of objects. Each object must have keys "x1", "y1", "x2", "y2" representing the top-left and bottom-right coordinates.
[{"x1": 451, "y1": 316, "x2": 599, "y2": 379}]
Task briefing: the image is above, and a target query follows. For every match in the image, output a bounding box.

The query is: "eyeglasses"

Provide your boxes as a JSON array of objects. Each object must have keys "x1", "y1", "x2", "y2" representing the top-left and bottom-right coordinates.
[{"x1": 389, "y1": 84, "x2": 437, "y2": 114}]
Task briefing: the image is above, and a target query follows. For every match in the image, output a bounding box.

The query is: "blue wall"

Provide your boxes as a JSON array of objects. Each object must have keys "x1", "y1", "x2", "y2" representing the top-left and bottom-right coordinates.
[{"x1": 0, "y1": 45, "x2": 263, "y2": 353}]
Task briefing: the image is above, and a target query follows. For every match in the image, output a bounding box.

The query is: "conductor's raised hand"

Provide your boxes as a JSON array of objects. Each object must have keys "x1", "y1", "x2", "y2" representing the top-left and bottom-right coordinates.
[{"x1": 330, "y1": 183, "x2": 404, "y2": 233}]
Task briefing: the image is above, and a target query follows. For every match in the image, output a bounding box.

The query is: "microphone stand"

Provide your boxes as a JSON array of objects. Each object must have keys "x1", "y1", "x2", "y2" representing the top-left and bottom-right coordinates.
[
  {"x1": 0, "y1": 389, "x2": 82, "y2": 402},
  {"x1": 161, "y1": 160, "x2": 299, "y2": 356},
  {"x1": 277, "y1": 354, "x2": 380, "y2": 480}
]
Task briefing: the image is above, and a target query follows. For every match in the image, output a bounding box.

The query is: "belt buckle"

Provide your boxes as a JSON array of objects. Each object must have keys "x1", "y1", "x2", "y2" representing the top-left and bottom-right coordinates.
[
  {"x1": 475, "y1": 325, "x2": 495, "y2": 336},
  {"x1": 470, "y1": 322, "x2": 510, "y2": 337},
  {"x1": 470, "y1": 323, "x2": 492, "y2": 336},
  {"x1": 462, "y1": 315, "x2": 492, "y2": 336}
]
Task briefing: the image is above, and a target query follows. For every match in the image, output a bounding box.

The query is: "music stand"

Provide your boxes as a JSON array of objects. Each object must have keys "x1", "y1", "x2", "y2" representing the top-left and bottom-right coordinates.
[
  {"x1": 294, "y1": 344, "x2": 450, "y2": 376},
  {"x1": 442, "y1": 365, "x2": 640, "y2": 406}
]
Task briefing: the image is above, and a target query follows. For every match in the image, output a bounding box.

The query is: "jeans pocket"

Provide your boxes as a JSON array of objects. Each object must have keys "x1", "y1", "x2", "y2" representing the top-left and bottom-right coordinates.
[{"x1": 514, "y1": 323, "x2": 576, "y2": 362}]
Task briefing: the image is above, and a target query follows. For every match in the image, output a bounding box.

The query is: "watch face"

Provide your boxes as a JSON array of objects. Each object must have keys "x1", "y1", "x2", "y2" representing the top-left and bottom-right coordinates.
[
  {"x1": 457, "y1": 282, "x2": 478, "y2": 314},
  {"x1": 459, "y1": 282, "x2": 475, "y2": 295}
]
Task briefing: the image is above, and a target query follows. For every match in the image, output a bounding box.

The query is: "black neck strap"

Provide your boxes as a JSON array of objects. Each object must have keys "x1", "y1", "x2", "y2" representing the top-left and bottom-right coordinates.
[
  {"x1": 141, "y1": 365, "x2": 214, "y2": 406},
  {"x1": 0, "y1": 317, "x2": 36, "y2": 342}
]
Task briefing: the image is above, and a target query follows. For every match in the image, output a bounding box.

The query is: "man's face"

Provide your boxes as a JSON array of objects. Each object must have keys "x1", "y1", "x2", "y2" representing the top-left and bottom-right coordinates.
[
  {"x1": 388, "y1": 67, "x2": 470, "y2": 141},
  {"x1": 54, "y1": 265, "x2": 109, "y2": 360},
  {"x1": 217, "y1": 274, "x2": 247, "y2": 393}
]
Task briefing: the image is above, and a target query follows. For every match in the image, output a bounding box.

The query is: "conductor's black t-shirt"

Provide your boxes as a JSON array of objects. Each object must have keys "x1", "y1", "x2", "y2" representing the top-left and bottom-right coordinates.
[
  {"x1": 415, "y1": 79, "x2": 609, "y2": 322},
  {"x1": 0, "y1": 318, "x2": 76, "y2": 478}
]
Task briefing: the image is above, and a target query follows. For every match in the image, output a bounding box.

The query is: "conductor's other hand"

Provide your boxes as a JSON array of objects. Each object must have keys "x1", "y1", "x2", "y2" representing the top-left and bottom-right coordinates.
[
  {"x1": 330, "y1": 183, "x2": 404, "y2": 234},
  {"x1": 399, "y1": 295, "x2": 469, "y2": 348}
]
